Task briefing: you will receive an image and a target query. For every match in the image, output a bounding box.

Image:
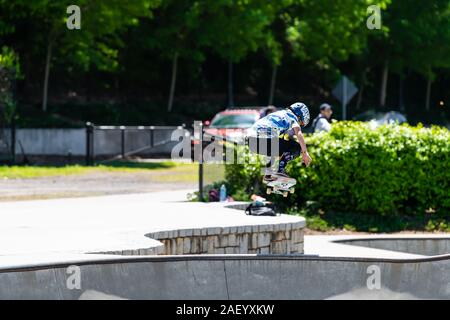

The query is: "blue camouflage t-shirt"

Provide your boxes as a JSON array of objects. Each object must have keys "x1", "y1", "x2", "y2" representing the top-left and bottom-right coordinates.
[{"x1": 247, "y1": 110, "x2": 300, "y2": 138}]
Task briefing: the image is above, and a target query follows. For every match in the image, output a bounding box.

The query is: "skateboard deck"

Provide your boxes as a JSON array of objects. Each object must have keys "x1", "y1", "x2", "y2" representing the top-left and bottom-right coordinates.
[{"x1": 265, "y1": 176, "x2": 296, "y2": 197}]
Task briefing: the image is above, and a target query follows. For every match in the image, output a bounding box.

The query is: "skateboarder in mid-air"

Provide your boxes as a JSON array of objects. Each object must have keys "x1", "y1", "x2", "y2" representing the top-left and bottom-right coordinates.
[{"x1": 246, "y1": 102, "x2": 312, "y2": 184}]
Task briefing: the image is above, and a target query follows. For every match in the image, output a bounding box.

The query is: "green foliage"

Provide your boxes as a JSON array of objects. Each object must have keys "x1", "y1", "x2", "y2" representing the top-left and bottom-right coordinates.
[
  {"x1": 0, "y1": 47, "x2": 21, "y2": 76},
  {"x1": 0, "y1": 161, "x2": 177, "y2": 179},
  {"x1": 381, "y1": 0, "x2": 450, "y2": 78},
  {"x1": 15, "y1": 100, "x2": 224, "y2": 127},
  {"x1": 1, "y1": 95, "x2": 16, "y2": 124},
  {"x1": 143, "y1": 0, "x2": 205, "y2": 61},
  {"x1": 2, "y1": 0, "x2": 159, "y2": 72},
  {"x1": 293, "y1": 208, "x2": 450, "y2": 233},
  {"x1": 225, "y1": 144, "x2": 264, "y2": 197},
  {"x1": 196, "y1": 0, "x2": 285, "y2": 63},
  {"x1": 226, "y1": 122, "x2": 450, "y2": 215},
  {"x1": 0, "y1": 0, "x2": 449, "y2": 123},
  {"x1": 284, "y1": 0, "x2": 390, "y2": 69},
  {"x1": 0, "y1": 47, "x2": 20, "y2": 123}
]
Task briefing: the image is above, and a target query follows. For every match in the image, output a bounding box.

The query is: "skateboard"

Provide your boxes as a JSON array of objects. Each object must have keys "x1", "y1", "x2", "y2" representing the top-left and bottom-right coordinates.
[{"x1": 265, "y1": 176, "x2": 296, "y2": 197}]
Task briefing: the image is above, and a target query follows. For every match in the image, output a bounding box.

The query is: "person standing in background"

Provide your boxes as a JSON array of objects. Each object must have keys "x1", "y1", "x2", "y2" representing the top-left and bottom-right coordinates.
[
  {"x1": 262, "y1": 105, "x2": 277, "y2": 117},
  {"x1": 312, "y1": 103, "x2": 333, "y2": 133}
]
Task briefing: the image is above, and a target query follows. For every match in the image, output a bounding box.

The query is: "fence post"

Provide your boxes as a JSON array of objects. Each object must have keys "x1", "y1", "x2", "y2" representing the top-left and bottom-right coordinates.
[
  {"x1": 195, "y1": 121, "x2": 204, "y2": 202},
  {"x1": 198, "y1": 162, "x2": 204, "y2": 202},
  {"x1": 120, "y1": 126, "x2": 125, "y2": 159},
  {"x1": 10, "y1": 119, "x2": 16, "y2": 164},
  {"x1": 85, "y1": 122, "x2": 94, "y2": 165},
  {"x1": 150, "y1": 126, "x2": 154, "y2": 148}
]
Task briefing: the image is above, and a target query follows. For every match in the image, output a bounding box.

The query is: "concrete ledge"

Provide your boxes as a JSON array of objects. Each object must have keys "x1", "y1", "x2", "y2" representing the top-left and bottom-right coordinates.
[
  {"x1": 0, "y1": 192, "x2": 305, "y2": 259},
  {"x1": 77, "y1": 199, "x2": 307, "y2": 257}
]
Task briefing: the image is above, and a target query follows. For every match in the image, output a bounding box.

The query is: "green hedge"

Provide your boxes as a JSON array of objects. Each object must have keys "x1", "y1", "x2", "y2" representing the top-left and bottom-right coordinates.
[{"x1": 225, "y1": 122, "x2": 450, "y2": 215}]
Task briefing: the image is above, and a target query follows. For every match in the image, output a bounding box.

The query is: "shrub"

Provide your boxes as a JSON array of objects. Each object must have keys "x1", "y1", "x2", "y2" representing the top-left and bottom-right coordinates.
[
  {"x1": 225, "y1": 122, "x2": 450, "y2": 215},
  {"x1": 224, "y1": 144, "x2": 264, "y2": 199}
]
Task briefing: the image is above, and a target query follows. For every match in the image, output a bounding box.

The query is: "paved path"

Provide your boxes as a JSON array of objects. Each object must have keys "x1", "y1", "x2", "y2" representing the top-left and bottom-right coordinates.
[
  {"x1": 303, "y1": 234, "x2": 450, "y2": 259},
  {"x1": 0, "y1": 172, "x2": 196, "y2": 201}
]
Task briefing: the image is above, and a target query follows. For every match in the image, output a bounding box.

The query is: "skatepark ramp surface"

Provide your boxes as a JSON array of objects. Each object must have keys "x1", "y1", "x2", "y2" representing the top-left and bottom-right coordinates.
[
  {"x1": 333, "y1": 237, "x2": 450, "y2": 256},
  {"x1": 0, "y1": 254, "x2": 449, "y2": 300}
]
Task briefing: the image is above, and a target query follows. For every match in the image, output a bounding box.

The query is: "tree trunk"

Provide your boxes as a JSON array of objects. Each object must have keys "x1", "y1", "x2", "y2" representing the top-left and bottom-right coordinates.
[
  {"x1": 167, "y1": 52, "x2": 178, "y2": 112},
  {"x1": 356, "y1": 68, "x2": 368, "y2": 110},
  {"x1": 227, "y1": 59, "x2": 234, "y2": 107},
  {"x1": 42, "y1": 40, "x2": 53, "y2": 112},
  {"x1": 379, "y1": 60, "x2": 389, "y2": 109},
  {"x1": 356, "y1": 82, "x2": 364, "y2": 110},
  {"x1": 425, "y1": 77, "x2": 432, "y2": 111},
  {"x1": 399, "y1": 74, "x2": 405, "y2": 112},
  {"x1": 268, "y1": 64, "x2": 277, "y2": 105}
]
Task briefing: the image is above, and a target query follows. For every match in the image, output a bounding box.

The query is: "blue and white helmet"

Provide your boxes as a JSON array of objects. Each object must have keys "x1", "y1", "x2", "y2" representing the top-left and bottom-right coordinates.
[{"x1": 288, "y1": 102, "x2": 310, "y2": 126}]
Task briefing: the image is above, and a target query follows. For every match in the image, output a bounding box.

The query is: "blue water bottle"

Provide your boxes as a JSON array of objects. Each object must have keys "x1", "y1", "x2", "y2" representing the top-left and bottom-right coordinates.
[{"x1": 219, "y1": 184, "x2": 227, "y2": 202}]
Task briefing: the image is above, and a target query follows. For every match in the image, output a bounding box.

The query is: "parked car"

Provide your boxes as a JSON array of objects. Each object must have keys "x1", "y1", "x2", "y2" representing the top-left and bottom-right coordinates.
[{"x1": 354, "y1": 110, "x2": 407, "y2": 128}]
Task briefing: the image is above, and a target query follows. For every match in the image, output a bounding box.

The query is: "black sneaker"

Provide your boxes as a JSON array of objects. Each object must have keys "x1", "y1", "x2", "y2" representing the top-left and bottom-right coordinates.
[
  {"x1": 273, "y1": 172, "x2": 290, "y2": 179},
  {"x1": 263, "y1": 175, "x2": 276, "y2": 184}
]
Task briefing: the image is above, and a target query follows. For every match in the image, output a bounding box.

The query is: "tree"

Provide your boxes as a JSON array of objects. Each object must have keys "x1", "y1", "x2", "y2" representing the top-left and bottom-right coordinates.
[
  {"x1": 3, "y1": 0, "x2": 159, "y2": 112},
  {"x1": 285, "y1": 1, "x2": 383, "y2": 66},
  {"x1": 261, "y1": 6, "x2": 291, "y2": 106},
  {"x1": 397, "y1": 0, "x2": 450, "y2": 111},
  {"x1": 0, "y1": 47, "x2": 21, "y2": 124},
  {"x1": 266, "y1": 32, "x2": 283, "y2": 105},
  {"x1": 368, "y1": 0, "x2": 450, "y2": 110},
  {"x1": 142, "y1": 0, "x2": 205, "y2": 112},
  {"x1": 284, "y1": 0, "x2": 390, "y2": 110},
  {"x1": 196, "y1": 0, "x2": 284, "y2": 106}
]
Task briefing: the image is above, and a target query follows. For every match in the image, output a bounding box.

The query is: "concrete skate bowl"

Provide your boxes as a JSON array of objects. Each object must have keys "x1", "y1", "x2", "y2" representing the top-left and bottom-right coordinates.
[
  {"x1": 0, "y1": 254, "x2": 449, "y2": 300},
  {"x1": 333, "y1": 237, "x2": 450, "y2": 256}
]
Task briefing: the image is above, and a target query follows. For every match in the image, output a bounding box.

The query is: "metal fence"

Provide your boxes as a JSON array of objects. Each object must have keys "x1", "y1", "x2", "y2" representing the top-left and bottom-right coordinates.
[
  {"x1": 195, "y1": 122, "x2": 240, "y2": 202},
  {"x1": 85, "y1": 123, "x2": 187, "y2": 165}
]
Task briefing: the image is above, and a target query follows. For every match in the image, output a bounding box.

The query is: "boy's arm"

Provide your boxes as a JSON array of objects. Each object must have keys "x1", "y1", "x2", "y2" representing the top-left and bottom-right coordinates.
[{"x1": 293, "y1": 126, "x2": 312, "y2": 167}]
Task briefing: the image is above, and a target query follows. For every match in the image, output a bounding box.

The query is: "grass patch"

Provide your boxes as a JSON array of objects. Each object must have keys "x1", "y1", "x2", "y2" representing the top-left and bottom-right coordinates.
[
  {"x1": 150, "y1": 163, "x2": 198, "y2": 183},
  {"x1": 203, "y1": 163, "x2": 226, "y2": 185},
  {"x1": 0, "y1": 161, "x2": 181, "y2": 179},
  {"x1": 99, "y1": 161, "x2": 176, "y2": 170},
  {"x1": 0, "y1": 192, "x2": 106, "y2": 202}
]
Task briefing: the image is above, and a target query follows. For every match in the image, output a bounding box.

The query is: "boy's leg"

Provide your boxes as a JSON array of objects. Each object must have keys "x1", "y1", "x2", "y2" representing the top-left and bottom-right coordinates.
[
  {"x1": 276, "y1": 138, "x2": 301, "y2": 175},
  {"x1": 248, "y1": 137, "x2": 272, "y2": 176},
  {"x1": 247, "y1": 136, "x2": 278, "y2": 182}
]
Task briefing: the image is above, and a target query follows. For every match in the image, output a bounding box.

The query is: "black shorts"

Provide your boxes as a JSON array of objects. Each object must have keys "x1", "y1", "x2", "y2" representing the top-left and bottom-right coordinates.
[{"x1": 247, "y1": 136, "x2": 301, "y2": 157}]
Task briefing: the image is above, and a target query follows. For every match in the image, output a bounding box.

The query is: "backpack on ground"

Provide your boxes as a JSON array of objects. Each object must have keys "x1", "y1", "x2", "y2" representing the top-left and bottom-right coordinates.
[{"x1": 245, "y1": 203, "x2": 277, "y2": 216}]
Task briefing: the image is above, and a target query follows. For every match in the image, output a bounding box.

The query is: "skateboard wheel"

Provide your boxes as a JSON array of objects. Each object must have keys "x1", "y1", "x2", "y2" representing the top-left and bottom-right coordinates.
[
  {"x1": 290, "y1": 188, "x2": 295, "y2": 194},
  {"x1": 266, "y1": 188, "x2": 272, "y2": 195},
  {"x1": 283, "y1": 192, "x2": 288, "y2": 197}
]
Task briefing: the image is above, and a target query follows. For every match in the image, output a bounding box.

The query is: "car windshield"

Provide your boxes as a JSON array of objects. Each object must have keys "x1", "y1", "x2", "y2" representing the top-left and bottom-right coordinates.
[
  {"x1": 354, "y1": 110, "x2": 407, "y2": 124},
  {"x1": 210, "y1": 113, "x2": 259, "y2": 128}
]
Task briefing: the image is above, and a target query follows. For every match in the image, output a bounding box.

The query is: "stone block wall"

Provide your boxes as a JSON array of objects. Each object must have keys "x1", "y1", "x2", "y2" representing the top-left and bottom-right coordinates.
[
  {"x1": 147, "y1": 222, "x2": 304, "y2": 255},
  {"x1": 94, "y1": 221, "x2": 305, "y2": 256}
]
